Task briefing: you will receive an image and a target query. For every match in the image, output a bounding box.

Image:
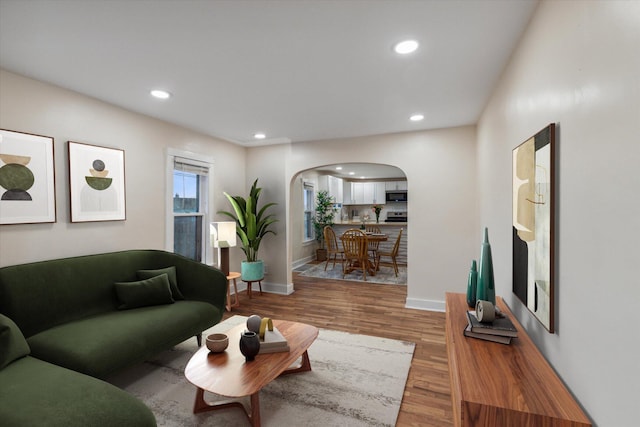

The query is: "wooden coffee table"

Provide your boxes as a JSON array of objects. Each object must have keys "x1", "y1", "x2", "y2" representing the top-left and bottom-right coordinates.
[{"x1": 185, "y1": 320, "x2": 319, "y2": 426}]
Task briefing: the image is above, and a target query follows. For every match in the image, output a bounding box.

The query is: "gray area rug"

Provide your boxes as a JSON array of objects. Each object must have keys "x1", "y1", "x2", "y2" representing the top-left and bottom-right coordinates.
[
  {"x1": 109, "y1": 315, "x2": 415, "y2": 426},
  {"x1": 298, "y1": 262, "x2": 407, "y2": 285}
]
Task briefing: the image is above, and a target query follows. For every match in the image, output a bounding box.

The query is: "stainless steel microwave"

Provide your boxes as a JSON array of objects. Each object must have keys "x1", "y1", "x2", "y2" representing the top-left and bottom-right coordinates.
[{"x1": 386, "y1": 191, "x2": 407, "y2": 202}]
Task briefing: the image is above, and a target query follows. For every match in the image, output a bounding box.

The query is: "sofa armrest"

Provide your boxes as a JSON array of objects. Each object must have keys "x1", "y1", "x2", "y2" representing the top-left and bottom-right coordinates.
[{"x1": 171, "y1": 257, "x2": 227, "y2": 315}]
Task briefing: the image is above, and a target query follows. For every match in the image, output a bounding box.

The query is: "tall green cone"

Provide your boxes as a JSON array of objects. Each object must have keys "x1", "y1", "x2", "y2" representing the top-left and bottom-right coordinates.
[{"x1": 476, "y1": 227, "x2": 496, "y2": 305}]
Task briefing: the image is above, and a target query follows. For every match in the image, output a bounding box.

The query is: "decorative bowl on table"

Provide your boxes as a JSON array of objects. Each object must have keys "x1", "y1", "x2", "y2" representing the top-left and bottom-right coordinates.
[{"x1": 206, "y1": 333, "x2": 229, "y2": 353}]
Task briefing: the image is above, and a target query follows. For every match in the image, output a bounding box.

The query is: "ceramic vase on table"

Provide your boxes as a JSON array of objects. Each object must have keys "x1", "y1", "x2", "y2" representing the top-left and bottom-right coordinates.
[
  {"x1": 466, "y1": 260, "x2": 478, "y2": 308},
  {"x1": 476, "y1": 228, "x2": 496, "y2": 305},
  {"x1": 246, "y1": 315, "x2": 262, "y2": 334},
  {"x1": 239, "y1": 331, "x2": 260, "y2": 362}
]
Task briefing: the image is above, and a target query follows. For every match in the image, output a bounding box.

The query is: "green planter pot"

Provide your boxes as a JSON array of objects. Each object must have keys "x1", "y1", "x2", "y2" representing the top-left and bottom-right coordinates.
[{"x1": 241, "y1": 260, "x2": 264, "y2": 281}]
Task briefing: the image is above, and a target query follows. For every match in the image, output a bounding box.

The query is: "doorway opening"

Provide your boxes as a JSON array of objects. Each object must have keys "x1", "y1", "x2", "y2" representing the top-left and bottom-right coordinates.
[{"x1": 290, "y1": 162, "x2": 407, "y2": 285}]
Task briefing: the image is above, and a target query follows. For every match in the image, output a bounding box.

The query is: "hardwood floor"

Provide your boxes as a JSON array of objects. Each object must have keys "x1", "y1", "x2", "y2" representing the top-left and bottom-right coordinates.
[{"x1": 222, "y1": 270, "x2": 454, "y2": 426}]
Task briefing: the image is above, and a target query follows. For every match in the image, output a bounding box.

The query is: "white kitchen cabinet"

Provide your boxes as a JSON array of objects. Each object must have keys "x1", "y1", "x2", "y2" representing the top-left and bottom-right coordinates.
[
  {"x1": 344, "y1": 182, "x2": 386, "y2": 205},
  {"x1": 385, "y1": 180, "x2": 408, "y2": 191},
  {"x1": 352, "y1": 182, "x2": 366, "y2": 204},
  {"x1": 318, "y1": 175, "x2": 343, "y2": 203},
  {"x1": 328, "y1": 175, "x2": 343, "y2": 204},
  {"x1": 373, "y1": 182, "x2": 386, "y2": 204},
  {"x1": 343, "y1": 181, "x2": 352, "y2": 204}
]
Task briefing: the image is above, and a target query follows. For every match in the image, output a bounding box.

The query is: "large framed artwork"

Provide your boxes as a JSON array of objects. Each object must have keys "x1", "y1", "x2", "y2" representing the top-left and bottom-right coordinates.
[
  {"x1": 68, "y1": 141, "x2": 126, "y2": 222},
  {"x1": 0, "y1": 129, "x2": 56, "y2": 224},
  {"x1": 512, "y1": 123, "x2": 556, "y2": 332}
]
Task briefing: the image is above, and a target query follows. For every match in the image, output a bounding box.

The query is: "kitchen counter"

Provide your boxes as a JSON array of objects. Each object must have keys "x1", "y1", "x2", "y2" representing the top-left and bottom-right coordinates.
[{"x1": 333, "y1": 220, "x2": 407, "y2": 226}]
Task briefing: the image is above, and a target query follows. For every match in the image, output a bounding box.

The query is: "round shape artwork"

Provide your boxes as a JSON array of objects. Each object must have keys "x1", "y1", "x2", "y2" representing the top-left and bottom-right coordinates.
[
  {"x1": 0, "y1": 154, "x2": 31, "y2": 166},
  {"x1": 89, "y1": 168, "x2": 109, "y2": 178},
  {"x1": 206, "y1": 333, "x2": 229, "y2": 353},
  {"x1": 85, "y1": 176, "x2": 112, "y2": 190},
  {"x1": 92, "y1": 159, "x2": 106, "y2": 171},
  {"x1": 0, "y1": 164, "x2": 35, "y2": 192}
]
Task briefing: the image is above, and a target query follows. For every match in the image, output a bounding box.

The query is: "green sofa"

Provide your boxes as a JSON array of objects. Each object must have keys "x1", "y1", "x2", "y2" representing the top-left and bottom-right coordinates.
[{"x1": 0, "y1": 249, "x2": 228, "y2": 426}]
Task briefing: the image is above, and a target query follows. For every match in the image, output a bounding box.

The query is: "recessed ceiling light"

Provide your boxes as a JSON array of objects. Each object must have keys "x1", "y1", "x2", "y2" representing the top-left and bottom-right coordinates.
[
  {"x1": 254, "y1": 133, "x2": 266, "y2": 140},
  {"x1": 150, "y1": 89, "x2": 171, "y2": 99},
  {"x1": 410, "y1": 114, "x2": 425, "y2": 122},
  {"x1": 348, "y1": 172, "x2": 355, "y2": 176},
  {"x1": 394, "y1": 40, "x2": 419, "y2": 54},
  {"x1": 335, "y1": 166, "x2": 343, "y2": 170}
]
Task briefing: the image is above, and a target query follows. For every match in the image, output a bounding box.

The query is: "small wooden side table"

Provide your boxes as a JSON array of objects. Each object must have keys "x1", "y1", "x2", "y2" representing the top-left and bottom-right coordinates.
[
  {"x1": 243, "y1": 278, "x2": 263, "y2": 299},
  {"x1": 226, "y1": 272, "x2": 241, "y2": 311}
]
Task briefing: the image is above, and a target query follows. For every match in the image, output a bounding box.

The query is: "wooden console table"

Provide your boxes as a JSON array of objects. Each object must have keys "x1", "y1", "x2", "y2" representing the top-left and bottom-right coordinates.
[{"x1": 445, "y1": 293, "x2": 591, "y2": 427}]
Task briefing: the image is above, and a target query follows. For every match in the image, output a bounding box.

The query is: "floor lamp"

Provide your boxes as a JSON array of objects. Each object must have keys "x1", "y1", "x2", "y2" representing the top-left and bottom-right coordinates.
[{"x1": 210, "y1": 221, "x2": 237, "y2": 276}]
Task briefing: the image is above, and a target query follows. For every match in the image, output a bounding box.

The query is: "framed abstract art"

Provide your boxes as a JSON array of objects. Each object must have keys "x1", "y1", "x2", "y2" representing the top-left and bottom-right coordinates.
[
  {"x1": 68, "y1": 141, "x2": 126, "y2": 222},
  {"x1": 0, "y1": 129, "x2": 56, "y2": 224},
  {"x1": 512, "y1": 123, "x2": 556, "y2": 332}
]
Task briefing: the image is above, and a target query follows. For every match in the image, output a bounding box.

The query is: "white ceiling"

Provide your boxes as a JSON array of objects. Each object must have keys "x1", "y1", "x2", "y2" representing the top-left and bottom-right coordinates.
[
  {"x1": 314, "y1": 163, "x2": 406, "y2": 180},
  {"x1": 0, "y1": 0, "x2": 538, "y2": 147}
]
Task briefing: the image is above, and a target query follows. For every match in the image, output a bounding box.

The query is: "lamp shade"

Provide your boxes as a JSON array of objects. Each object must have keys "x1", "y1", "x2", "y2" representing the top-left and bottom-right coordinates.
[{"x1": 210, "y1": 221, "x2": 237, "y2": 248}]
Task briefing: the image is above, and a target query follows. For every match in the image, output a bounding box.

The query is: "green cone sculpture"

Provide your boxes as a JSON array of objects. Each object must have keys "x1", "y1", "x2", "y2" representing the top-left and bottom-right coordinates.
[
  {"x1": 466, "y1": 259, "x2": 478, "y2": 308},
  {"x1": 476, "y1": 227, "x2": 496, "y2": 305}
]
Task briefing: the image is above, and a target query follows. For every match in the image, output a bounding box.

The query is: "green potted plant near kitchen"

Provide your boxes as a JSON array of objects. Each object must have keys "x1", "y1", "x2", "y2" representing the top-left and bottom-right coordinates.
[
  {"x1": 218, "y1": 179, "x2": 278, "y2": 281},
  {"x1": 313, "y1": 190, "x2": 336, "y2": 261}
]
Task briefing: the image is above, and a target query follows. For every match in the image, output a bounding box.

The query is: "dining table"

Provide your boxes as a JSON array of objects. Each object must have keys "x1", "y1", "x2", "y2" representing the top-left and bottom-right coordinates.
[
  {"x1": 340, "y1": 231, "x2": 388, "y2": 276},
  {"x1": 363, "y1": 232, "x2": 388, "y2": 242}
]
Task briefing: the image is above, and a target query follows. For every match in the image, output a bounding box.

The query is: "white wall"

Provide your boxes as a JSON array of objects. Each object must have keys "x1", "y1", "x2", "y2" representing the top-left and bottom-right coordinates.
[
  {"x1": 0, "y1": 69, "x2": 478, "y2": 311},
  {"x1": 249, "y1": 127, "x2": 478, "y2": 309},
  {"x1": 0, "y1": 70, "x2": 246, "y2": 267},
  {"x1": 244, "y1": 143, "x2": 293, "y2": 294},
  {"x1": 477, "y1": 1, "x2": 640, "y2": 426}
]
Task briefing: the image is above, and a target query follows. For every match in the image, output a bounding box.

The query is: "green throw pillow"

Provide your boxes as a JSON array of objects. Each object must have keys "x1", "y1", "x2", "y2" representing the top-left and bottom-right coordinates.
[
  {"x1": 114, "y1": 273, "x2": 175, "y2": 310},
  {"x1": 0, "y1": 313, "x2": 30, "y2": 370},
  {"x1": 137, "y1": 266, "x2": 184, "y2": 300}
]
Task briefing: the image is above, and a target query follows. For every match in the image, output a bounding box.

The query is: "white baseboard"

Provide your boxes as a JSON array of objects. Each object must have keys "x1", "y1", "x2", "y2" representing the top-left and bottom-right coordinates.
[
  {"x1": 262, "y1": 281, "x2": 294, "y2": 295},
  {"x1": 292, "y1": 256, "x2": 315, "y2": 270},
  {"x1": 405, "y1": 297, "x2": 446, "y2": 312}
]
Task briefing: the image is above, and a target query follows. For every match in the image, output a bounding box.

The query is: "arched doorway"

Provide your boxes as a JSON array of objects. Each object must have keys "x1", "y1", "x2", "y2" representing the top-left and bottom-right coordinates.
[{"x1": 289, "y1": 162, "x2": 408, "y2": 285}]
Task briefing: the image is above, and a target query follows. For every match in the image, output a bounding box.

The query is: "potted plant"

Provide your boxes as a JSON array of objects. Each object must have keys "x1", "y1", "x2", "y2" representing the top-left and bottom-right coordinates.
[
  {"x1": 313, "y1": 190, "x2": 336, "y2": 261},
  {"x1": 218, "y1": 179, "x2": 278, "y2": 281}
]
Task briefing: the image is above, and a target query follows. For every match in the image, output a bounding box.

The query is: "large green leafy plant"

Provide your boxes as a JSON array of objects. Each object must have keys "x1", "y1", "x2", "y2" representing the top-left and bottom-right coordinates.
[
  {"x1": 218, "y1": 179, "x2": 278, "y2": 262},
  {"x1": 313, "y1": 190, "x2": 336, "y2": 249}
]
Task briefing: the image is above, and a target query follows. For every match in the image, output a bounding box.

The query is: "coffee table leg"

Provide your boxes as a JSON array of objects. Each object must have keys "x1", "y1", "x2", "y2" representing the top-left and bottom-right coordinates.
[
  {"x1": 193, "y1": 387, "x2": 262, "y2": 427},
  {"x1": 279, "y1": 350, "x2": 312, "y2": 376},
  {"x1": 250, "y1": 392, "x2": 260, "y2": 426}
]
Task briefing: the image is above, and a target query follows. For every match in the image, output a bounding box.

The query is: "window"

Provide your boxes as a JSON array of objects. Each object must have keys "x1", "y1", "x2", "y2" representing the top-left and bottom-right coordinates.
[
  {"x1": 303, "y1": 182, "x2": 314, "y2": 242},
  {"x1": 166, "y1": 151, "x2": 213, "y2": 263}
]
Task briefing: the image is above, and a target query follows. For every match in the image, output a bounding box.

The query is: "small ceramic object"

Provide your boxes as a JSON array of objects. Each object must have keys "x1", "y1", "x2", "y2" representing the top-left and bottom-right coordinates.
[
  {"x1": 205, "y1": 333, "x2": 229, "y2": 353},
  {"x1": 239, "y1": 330, "x2": 260, "y2": 362},
  {"x1": 246, "y1": 314, "x2": 262, "y2": 333},
  {"x1": 466, "y1": 260, "x2": 478, "y2": 308},
  {"x1": 476, "y1": 227, "x2": 496, "y2": 305}
]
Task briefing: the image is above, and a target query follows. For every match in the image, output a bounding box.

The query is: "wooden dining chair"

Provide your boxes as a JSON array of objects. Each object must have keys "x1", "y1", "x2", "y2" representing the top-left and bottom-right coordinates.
[
  {"x1": 340, "y1": 229, "x2": 370, "y2": 281},
  {"x1": 376, "y1": 228, "x2": 403, "y2": 277},
  {"x1": 323, "y1": 226, "x2": 344, "y2": 271},
  {"x1": 365, "y1": 225, "x2": 382, "y2": 261}
]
